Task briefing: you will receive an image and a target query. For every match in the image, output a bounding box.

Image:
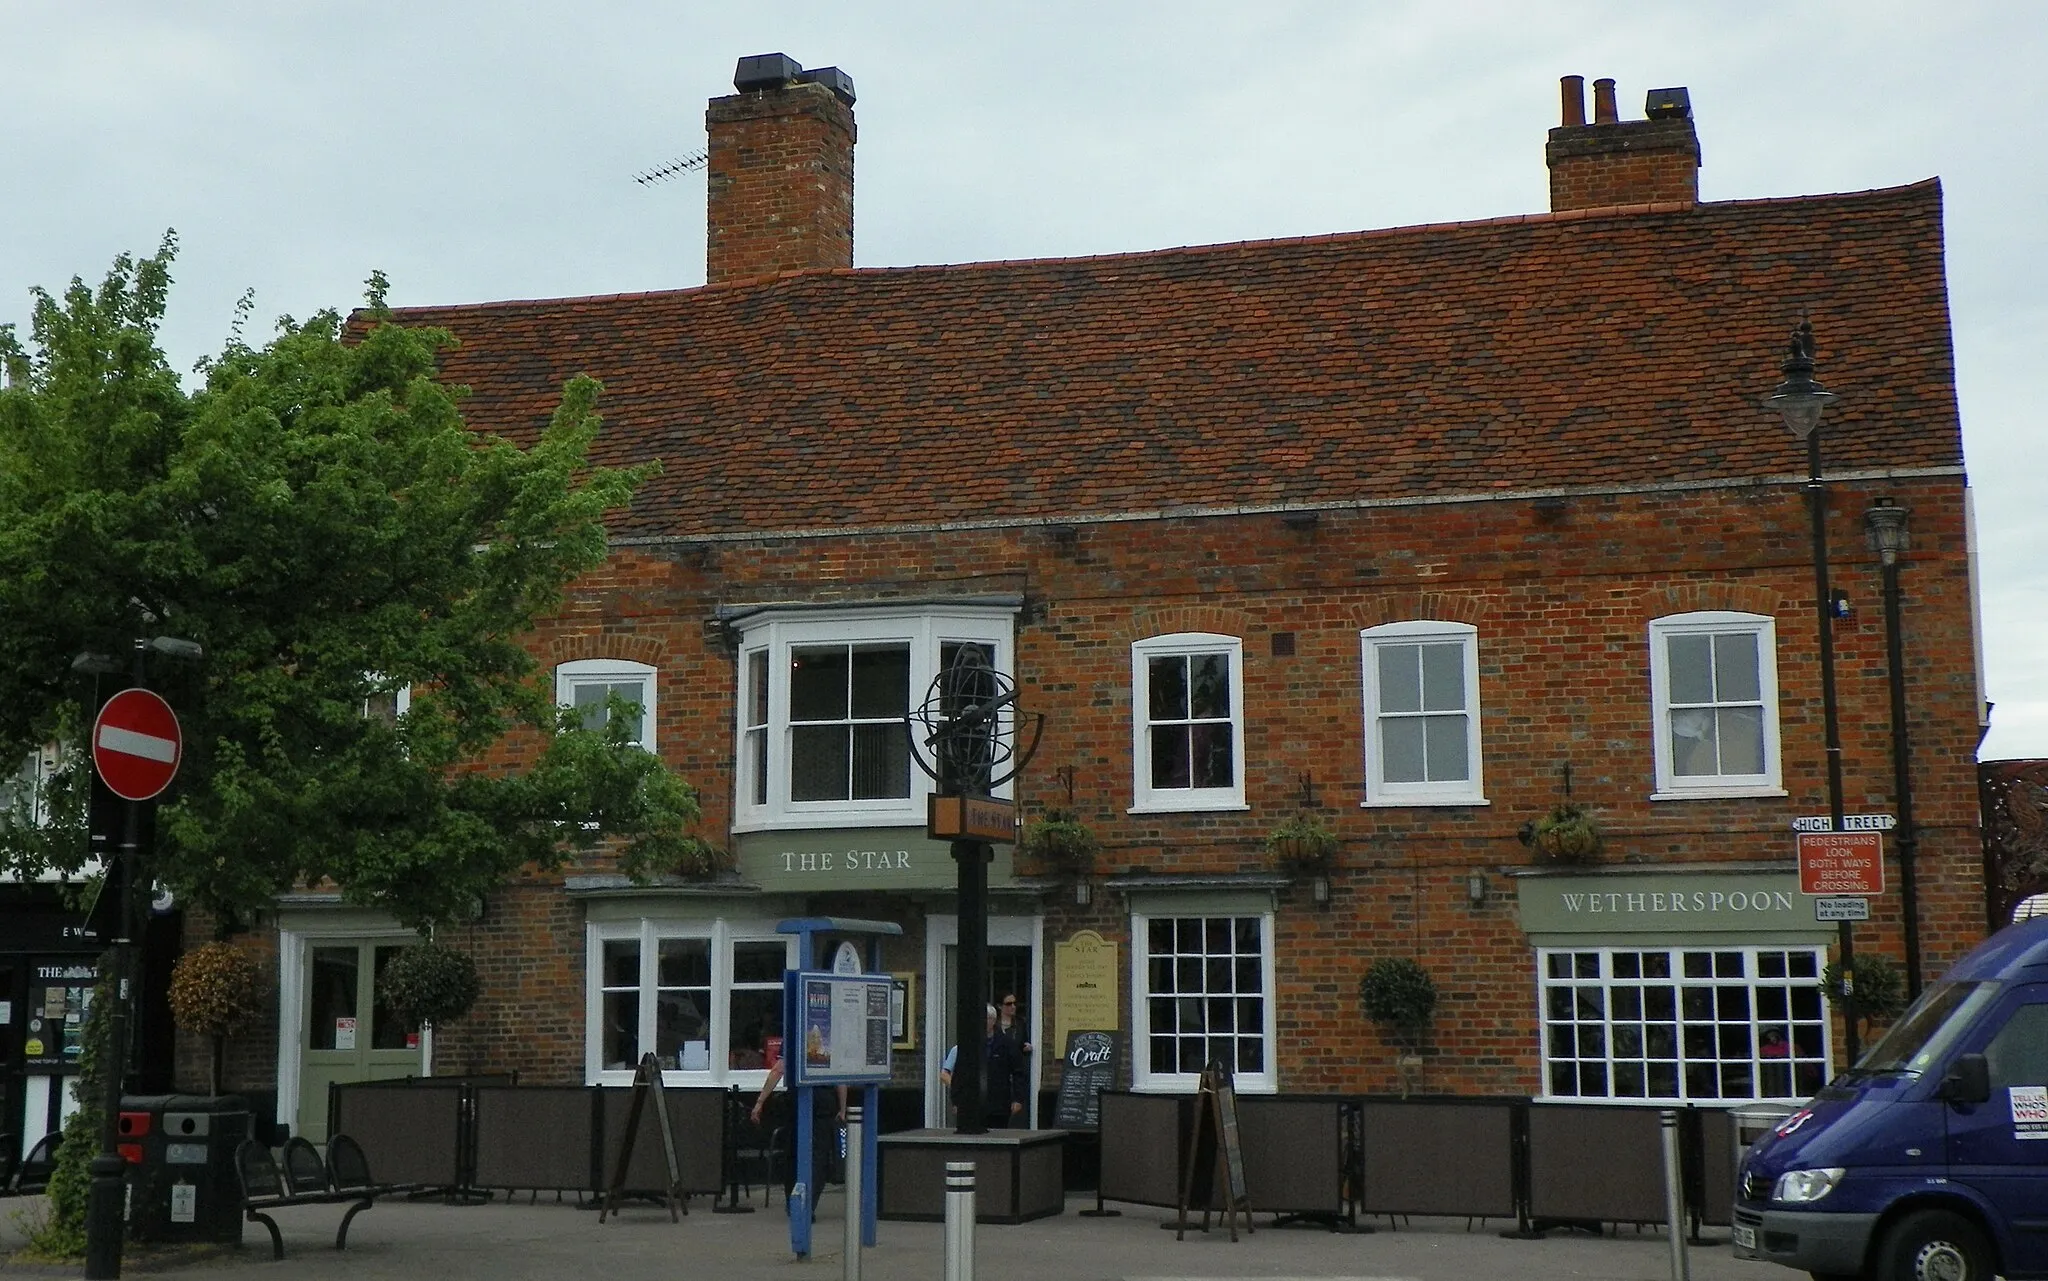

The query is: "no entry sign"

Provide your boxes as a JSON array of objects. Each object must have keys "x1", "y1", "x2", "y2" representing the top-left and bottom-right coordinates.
[
  {"x1": 1797, "y1": 831, "x2": 1885, "y2": 896},
  {"x1": 92, "y1": 688, "x2": 183, "y2": 802}
]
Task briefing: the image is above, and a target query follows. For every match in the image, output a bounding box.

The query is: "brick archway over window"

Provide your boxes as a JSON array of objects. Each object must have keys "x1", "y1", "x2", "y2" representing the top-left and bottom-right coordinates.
[
  {"x1": 1113, "y1": 606, "x2": 1255, "y2": 648},
  {"x1": 1348, "y1": 592, "x2": 1487, "y2": 631},
  {"x1": 1629, "y1": 583, "x2": 1782, "y2": 626}
]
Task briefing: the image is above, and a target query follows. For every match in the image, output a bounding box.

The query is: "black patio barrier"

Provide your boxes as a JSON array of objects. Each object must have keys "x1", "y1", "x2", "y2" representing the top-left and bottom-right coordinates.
[
  {"x1": 1525, "y1": 1103, "x2": 1669, "y2": 1227},
  {"x1": 1357, "y1": 1096, "x2": 1520, "y2": 1222},
  {"x1": 330, "y1": 1079, "x2": 468, "y2": 1194},
  {"x1": 1095, "y1": 1090, "x2": 1358, "y2": 1224},
  {"x1": 473, "y1": 1085, "x2": 597, "y2": 1194}
]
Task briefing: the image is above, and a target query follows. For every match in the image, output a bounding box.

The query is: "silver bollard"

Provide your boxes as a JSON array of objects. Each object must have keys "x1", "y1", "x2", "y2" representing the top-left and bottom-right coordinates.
[
  {"x1": 1660, "y1": 1110, "x2": 1691, "y2": 1281},
  {"x1": 944, "y1": 1160, "x2": 976, "y2": 1281},
  {"x1": 843, "y1": 1107, "x2": 863, "y2": 1281}
]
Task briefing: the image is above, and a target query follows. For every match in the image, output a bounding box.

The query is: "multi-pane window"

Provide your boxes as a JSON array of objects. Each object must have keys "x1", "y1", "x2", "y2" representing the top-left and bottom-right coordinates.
[
  {"x1": 1134, "y1": 914, "x2": 1273, "y2": 1090},
  {"x1": 1648, "y1": 613, "x2": 1781, "y2": 798},
  {"x1": 588, "y1": 922, "x2": 795, "y2": 1083},
  {"x1": 556, "y1": 658, "x2": 656, "y2": 749},
  {"x1": 789, "y1": 644, "x2": 912, "y2": 801},
  {"x1": 1131, "y1": 634, "x2": 1245, "y2": 811},
  {"x1": 733, "y1": 607, "x2": 1014, "y2": 830},
  {"x1": 1361, "y1": 621, "x2": 1485, "y2": 804},
  {"x1": 1538, "y1": 946, "x2": 1829, "y2": 1104}
]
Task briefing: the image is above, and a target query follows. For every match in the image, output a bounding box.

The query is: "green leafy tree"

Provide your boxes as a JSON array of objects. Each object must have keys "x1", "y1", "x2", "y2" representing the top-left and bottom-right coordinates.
[{"x1": 0, "y1": 236, "x2": 706, "y2": 928}]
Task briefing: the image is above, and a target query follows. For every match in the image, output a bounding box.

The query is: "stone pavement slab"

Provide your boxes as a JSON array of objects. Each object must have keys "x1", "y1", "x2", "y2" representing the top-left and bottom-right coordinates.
[{"x1": 3, "y1": 1191, "x2": 1767, "y2": 1281}]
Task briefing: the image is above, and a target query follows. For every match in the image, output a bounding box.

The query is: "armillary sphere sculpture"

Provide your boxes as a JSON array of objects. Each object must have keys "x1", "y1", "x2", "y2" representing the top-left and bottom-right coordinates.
[{"x1": 904, "y1": 644, "x2": 1044, "y2": 1135}]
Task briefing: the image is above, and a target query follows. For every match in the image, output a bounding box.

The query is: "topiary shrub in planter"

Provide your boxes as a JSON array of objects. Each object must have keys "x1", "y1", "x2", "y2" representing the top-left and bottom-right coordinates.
[
  {"x1": 1361, "y1": 957, "x2": 1438, "y2": 1096},
  {"x1": 1526, "y1": 802, "x2": 1603, "y2": 864},
  {"x1": 378, "y1": 941, "x2": 482, "y2": 1029},
  {"x1": 1265, "y1": 813, "x2": 1339, "y2": 874},
  {"x1": 169, "y1": 940, "x2": 266, "y2": 1094},
  {"x1": 1022, "y1": 807, "x2": 1099, "y2": 872},
  {"x1": 1823, "y1": 952, "x2": 1908, "y2": 1037}
]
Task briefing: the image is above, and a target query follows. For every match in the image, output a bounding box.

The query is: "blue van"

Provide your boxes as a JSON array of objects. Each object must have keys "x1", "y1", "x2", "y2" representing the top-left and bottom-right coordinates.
[{"x1": 1734, "y1": 913, "x2": 2048, "y2": 1281}]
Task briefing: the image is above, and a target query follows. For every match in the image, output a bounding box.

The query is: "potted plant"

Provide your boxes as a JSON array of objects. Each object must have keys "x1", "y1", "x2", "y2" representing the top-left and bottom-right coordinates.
[
  {"x1": 1022, "y1": 807, "x2": 1099, "y2": 871},
  {"x1": 1525, "y1": 801, "x2": 1603, "y2": 864},
  {"x1": 1822, "y1": 953, "x2": 1907, "y2": 1039},
  {"x1": 168, "y1": 941, "x2": 266, "y2": 1094},
  {"x1": 1266, "y1": 813, "x2": 1339, "y2": 874},
  {"x1": 675, "y1": 835, "x2": 733, "y2": 881},
  {"x1": 1360, "y1": 956, "x2": 1438, "y2": 1096},
  {"x1": 377, "y1": 940, "x2": 482, "y2": 1030}
]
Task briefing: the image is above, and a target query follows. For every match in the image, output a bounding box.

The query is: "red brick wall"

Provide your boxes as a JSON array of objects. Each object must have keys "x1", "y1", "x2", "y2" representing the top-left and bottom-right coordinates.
[
  {"x1": 705, "y1": 82, "x2": 855, "y2": 285},
  {"x1": 1547, "y1": 119, "x2": 1700, "y2": 210},
  {"x1": 207, "y1": 471, "x2": 1981, "y2": 1100}
]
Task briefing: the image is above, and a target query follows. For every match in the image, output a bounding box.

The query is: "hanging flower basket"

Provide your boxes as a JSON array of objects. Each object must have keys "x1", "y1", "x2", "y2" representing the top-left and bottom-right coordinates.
[
  {"x1": 1527, "y1": 802, "x2": 1603, "y2": 864},
  {"x1": 1022, "y1": 808, "x2": 1099, "y2": 871},
  {"x1": 1265, "y1": 814, "x2": 1339, "y2": 874}
]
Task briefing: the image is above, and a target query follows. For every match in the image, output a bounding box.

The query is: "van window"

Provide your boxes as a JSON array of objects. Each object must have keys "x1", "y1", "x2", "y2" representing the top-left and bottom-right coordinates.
[
  {"x1": 1857, "y1": 980, "x2": 2000, "y2": 1076},
  {"x1": 1984, "y1": 1002, "x2": 2048, "y2": 1089}
]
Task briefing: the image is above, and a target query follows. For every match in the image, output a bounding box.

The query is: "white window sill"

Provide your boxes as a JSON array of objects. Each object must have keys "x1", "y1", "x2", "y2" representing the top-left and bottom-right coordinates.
[
  {"x1": 732, "y1": 811, "x2": 923, "y2": 834},
  {"x1": 1127, "y1": 801, "x2": 1251, "y2": 815},
  {"x1": 1648, "y1": 786, "x2": 1789, "y2": 802},
  {"x1": 1133, "y1": 1076, "x2": 1276, "y2": 1095},
  {"x1": 1360, "y1": 795, "x2": 1490, "y2": 809}
]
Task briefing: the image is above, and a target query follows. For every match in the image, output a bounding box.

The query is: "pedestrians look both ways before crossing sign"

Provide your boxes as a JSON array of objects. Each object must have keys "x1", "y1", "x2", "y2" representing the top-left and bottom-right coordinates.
[{"x1": 92, "y1": 688, "x2": 183, "y2": 802}]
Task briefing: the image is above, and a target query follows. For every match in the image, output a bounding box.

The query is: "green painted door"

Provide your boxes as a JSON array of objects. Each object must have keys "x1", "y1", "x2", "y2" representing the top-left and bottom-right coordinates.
[{"x1": 296, "y1": 941, "x2": 420, "y2": 1143}]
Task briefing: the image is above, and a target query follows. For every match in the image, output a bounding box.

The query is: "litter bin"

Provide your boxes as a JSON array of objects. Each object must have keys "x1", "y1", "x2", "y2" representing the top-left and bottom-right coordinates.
[
  {"x1": 1729, "y1": 1103, "x2": 1799, "y2": 1153},
  {"x1": 120, "y1": 1094, "x2": 249, "y2": 1244}
]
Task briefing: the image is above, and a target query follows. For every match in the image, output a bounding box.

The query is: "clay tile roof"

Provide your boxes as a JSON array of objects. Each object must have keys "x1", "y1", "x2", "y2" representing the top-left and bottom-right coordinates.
[{"x1": 378, "y1": 180, "x2": 1958, "y2": 539}]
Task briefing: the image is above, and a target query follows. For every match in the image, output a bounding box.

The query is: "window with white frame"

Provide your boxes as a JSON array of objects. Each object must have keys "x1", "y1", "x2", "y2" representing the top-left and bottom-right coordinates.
[
  {"x1": 1131, "y1": 633, "x2": 1245, "y2": 812},
  {"x1": 587, "y1": 920, "x2": 794, "y2": 1083},
  {"x1": 1132, "y1": 911, "x2": 1275, "y2": 1092},
  {"x1": 1360, "y1": 621, "x2": 1485, "y2": 805},
  {"x1": 1538, "y1": 945, "x2": 1829, "y2": 1104},
  {"x1": 1647, "y1": 612, "x2": 1782, "y2": 798},
  {"x1": 732, "y1": 606, "x2": 1014, "y2": 830},
  {"x1": 557, "y1": 659, "x2": 656, "y2": 749}
]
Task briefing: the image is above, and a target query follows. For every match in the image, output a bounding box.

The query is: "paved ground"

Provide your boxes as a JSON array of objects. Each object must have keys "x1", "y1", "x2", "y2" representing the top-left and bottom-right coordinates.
[{"x1": 1, "y1": 1188, "x2": 1770, "y2": 1281}]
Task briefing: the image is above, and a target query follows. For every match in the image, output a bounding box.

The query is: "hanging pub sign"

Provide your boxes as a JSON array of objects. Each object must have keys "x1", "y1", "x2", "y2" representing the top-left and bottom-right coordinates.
[{"x1": 927, "y1": 794, "x2": 1017, "y2": 844}]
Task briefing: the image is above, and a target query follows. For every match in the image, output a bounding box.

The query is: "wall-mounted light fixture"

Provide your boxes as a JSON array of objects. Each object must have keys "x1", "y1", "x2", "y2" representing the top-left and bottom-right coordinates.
[
  {"x1": 1311, "y1": 875, "x2": 1331, "y2": 905},
  {"x1": 1467, "y1": 871, "x2": 1488, "y2": 906},
  {"x1": 1073, "y1": 879, "x2": 1091, "y2": 908}
]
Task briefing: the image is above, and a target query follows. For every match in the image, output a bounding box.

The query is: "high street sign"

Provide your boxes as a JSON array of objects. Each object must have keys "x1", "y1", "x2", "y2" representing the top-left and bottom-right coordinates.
[{"x1": 1790, "y1": 814, "x2": 1897, "y2": 833}]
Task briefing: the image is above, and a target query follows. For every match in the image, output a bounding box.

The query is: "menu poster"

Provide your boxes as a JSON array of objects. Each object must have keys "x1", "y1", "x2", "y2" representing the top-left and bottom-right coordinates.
[
  {"x1": 24, "y1": 961, "x2": 97, "y2": 1072},
  {"x1": 1052, "y1": 1030, "x2": 1120, "y2": 1130},
  {"x1": 790, "y1": 972, "x2": 894, "y2": 1085}
]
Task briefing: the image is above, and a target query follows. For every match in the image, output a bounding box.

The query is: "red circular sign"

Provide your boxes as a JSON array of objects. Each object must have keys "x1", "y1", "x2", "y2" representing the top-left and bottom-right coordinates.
[{"x1": 91, "y1": 688, "x2": 183, "y2": 802}]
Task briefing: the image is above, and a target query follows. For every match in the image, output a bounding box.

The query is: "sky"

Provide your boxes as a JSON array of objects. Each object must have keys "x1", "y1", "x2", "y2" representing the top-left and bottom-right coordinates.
[{"x1": 4, "y1": 1, "x2": 2044, "y2": 759}]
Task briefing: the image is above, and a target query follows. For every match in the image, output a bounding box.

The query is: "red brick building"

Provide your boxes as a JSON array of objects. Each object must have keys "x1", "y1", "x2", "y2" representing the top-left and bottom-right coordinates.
[{"x1": 224, "y1": 61, "x2": 1985, "y2": 1140}]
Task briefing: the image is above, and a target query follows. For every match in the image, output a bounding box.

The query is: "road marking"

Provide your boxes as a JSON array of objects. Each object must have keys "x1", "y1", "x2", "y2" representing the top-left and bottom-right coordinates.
[{"x1": 97, "y1": 724, "x2": 177, "y2": 762}]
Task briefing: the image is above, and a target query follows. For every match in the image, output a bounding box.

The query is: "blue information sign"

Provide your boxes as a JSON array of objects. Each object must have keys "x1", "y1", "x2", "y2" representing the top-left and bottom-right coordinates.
[{"x1": 786, "y1": 970, "x2": 895, "y2": 1087}]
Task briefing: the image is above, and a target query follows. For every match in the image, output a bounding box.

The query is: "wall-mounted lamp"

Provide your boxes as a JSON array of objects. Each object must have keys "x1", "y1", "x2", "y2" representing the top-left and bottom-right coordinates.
[
  {"x1": 1311, "y1": 875, "x2": 1331, "y2": 905},
  {"x1": 1467, "y1": 871, "x2": 1488, "y2": 907},
  {"x1": 1073, "y1": 879, "x2": 1092, "y2": 907}
]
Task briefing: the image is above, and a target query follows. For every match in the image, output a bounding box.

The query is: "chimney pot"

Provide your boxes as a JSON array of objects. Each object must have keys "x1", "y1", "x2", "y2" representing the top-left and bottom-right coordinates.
[
  {"x1": 1560, "y1": 75, "x2": 1586, "y2": 127},
  {"x1": 1592, "y1": 77, "x2": 1618, "y2": 124}
]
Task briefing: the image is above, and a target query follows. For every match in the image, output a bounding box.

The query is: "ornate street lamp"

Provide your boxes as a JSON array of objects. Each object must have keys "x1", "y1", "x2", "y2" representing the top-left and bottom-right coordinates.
[
  {"x1": 1765, "y1": 321, "x2": 1860, "y2": 1066},
  {"x1": 1865, "y1": 499, "x2": 1922, "y2": 997}
]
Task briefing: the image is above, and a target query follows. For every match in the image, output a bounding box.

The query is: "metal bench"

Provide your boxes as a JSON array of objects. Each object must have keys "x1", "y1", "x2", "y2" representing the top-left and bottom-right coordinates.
[{"x1": 236, "y1": 1134, "x2": 407, "y2": 1258}]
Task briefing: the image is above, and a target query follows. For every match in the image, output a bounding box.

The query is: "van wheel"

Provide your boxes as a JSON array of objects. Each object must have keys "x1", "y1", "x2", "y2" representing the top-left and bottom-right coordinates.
[{"x1": 1876, "y1": 1210, "x2": 1995, "y2": 1281}]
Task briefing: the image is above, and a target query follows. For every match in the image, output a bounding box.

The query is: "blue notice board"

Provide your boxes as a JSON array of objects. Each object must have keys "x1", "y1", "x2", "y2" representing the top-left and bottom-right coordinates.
[{"x1": 787, "y1": 971, "x2": 894, "y2": 1087}]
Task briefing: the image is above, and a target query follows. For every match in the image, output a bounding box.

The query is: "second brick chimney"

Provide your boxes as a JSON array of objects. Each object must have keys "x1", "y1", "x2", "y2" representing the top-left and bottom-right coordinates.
[
  {"x1": 1546, "y1": 76, "x2": 1700, "y2": 211},
  {"x1": 705, "y1": 53, "x2": 857, "y2": 285}
]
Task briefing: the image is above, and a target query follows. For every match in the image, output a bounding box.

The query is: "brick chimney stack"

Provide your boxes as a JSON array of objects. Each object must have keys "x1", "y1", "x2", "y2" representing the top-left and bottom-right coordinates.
[
  {"x1": 705, "y1": 53, "x2": 856, "y2": 285},
  {"x1": 1546, "y1": 76, "x2": 1700, "y2": 211}
]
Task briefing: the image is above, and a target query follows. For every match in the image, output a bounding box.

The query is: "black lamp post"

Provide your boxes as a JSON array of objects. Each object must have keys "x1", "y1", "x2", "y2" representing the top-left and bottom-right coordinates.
[
  {"x1": 1765, "y1": 321, "x2": 1859, "y2": 1067},
  {"x1": 1865, "y1": 498, "x2": 1922, "y2": 998},
  {"x1": 78, "y1": 633, "x2": 201, "y2": 1281}
]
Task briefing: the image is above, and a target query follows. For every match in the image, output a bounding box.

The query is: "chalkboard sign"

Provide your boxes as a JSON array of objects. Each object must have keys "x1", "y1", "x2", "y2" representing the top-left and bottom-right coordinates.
[
  {"x1": 1176, "y1": 1062, "x2": 1252, "y2": 1243},
  {"x1": 601, "y1": 1052, "x2": 685, "y2": 1224},
  {"x1": 1052, "y1": 1030, "x2": 1119, "y2": 1129}
]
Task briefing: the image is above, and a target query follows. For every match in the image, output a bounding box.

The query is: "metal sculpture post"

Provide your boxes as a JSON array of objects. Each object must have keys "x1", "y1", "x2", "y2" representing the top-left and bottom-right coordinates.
[{"x1": 908, "y1": 647, "x2": 1042, "y2": 1136}]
